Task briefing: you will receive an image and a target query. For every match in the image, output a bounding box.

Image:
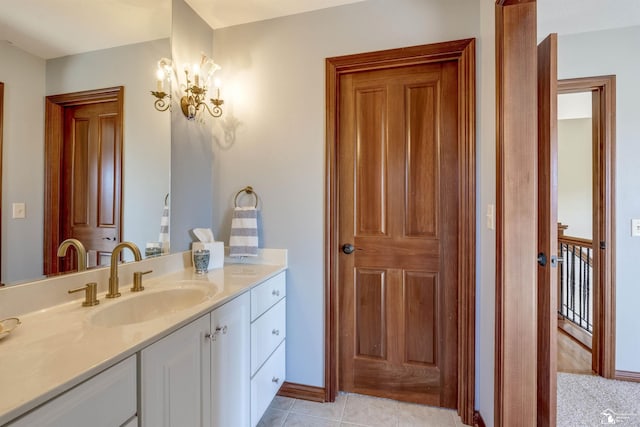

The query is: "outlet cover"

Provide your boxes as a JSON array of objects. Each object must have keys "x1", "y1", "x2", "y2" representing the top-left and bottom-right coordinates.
[
  {"x1": 12, "y1": 203, "x2": 26, "y2": 219},
  {"x1": 632, "y1": 219, "x2": 640, "y2": 237}
]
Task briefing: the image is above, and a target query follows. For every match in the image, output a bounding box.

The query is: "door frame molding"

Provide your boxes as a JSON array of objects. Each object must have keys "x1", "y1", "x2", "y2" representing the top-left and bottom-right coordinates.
[
  {"x1": 558, "y1": 76, "x2": 616, "y2": 378},
  {"x1": 43, "y1": 86, "x2": 124, "y2": 275},
  {"x1": 324, "y1": 39, "x2": 476, "y2": 424},
  {"x1": 495, "y1": 1, "x2": 538, "y2": 425}
]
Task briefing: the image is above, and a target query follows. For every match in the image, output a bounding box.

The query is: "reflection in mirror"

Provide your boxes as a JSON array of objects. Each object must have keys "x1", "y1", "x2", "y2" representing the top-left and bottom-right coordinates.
[{"x1": 0, "y1": 1, "x2": 171, "y2": 285}]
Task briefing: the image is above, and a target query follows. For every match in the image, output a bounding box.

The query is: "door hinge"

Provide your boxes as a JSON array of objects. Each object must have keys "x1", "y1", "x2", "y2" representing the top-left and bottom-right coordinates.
[{"x1": 600, "y1": 241, "x2": 606, "y2": 250}]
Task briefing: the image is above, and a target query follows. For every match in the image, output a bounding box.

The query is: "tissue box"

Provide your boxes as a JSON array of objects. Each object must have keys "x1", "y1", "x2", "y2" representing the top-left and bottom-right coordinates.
[{"x1": 192, "y1": 241, "x2": 224, "y2": 270}]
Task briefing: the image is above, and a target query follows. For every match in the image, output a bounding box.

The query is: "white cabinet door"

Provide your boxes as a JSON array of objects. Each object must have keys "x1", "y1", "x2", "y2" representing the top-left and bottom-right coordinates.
[
  {"x1": 140, "y1": 315, "x2": 211, "y2": 427},
  {"x1": 7, "y1": 356, "x2": 136, "y2": 427},
  {"x1": 211, "y1": 292, "x2": 250, "y2": 427}
]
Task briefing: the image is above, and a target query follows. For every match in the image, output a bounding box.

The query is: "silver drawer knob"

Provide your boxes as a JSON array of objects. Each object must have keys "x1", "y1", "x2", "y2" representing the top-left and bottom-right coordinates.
[
  {"x1": 272, "y1": 329, "x2": 280, "y2": 336},
  {"x1": 206, "y1": 325, "x2": 228, "y2": 341},
  {"x1": 272, "y1": 289, "x2": 280, "y2": 297},
  {"x1": 272, "y1": 377, "x2": 280, "y2": 384}
]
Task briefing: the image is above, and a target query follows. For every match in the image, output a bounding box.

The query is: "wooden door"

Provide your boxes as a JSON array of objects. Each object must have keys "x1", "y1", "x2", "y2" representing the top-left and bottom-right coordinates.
[
  {"x1": 537, "y1": 33, "x2": 558, "y2": 427},
  {"x1": 61, "y1": 100, "x2": 121, "y2": 270},
  {"x1": 338, "y1": 61, "x2": 460, "y2": 407}
]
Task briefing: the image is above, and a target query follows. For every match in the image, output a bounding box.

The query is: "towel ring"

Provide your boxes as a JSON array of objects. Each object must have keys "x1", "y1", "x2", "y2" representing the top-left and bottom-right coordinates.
[{"x1": 234, "y1": 186, "x2": 259, "y2": 208}]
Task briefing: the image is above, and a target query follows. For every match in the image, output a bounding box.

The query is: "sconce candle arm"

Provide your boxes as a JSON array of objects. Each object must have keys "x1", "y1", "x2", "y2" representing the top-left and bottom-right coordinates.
[{"x1": 151, "y1": 91, "x2": 171, "y2": 112}]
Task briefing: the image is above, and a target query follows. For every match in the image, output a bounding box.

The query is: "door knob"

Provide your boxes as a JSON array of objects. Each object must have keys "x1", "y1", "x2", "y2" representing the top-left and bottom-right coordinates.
[{"x1": 342, "y1": 244, "x2": 355, "y2": 254}]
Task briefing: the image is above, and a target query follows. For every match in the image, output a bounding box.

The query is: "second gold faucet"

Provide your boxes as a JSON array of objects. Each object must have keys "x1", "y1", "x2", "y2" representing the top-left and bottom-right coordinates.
[{"x1": 107, "y1": 242, "x2": 142, "y2": 298}]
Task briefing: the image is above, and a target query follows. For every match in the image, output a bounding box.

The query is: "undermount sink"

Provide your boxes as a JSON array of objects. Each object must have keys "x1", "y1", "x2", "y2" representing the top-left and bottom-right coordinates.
[{"x1": 90, "y1": 285, "x2": 213, "y2": 327}]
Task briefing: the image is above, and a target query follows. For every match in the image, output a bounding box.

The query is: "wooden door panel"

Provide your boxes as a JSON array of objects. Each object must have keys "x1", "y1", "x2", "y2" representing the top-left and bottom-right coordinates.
[
  {"x1": 355, "y1": 87, "x2": 387, "y2": 236},
  {"x1": 405, "y1": 83, "x2": 438, "y2": 238},
  {"x1": 353, "y1": 360, "x2": 441, "y2": 395},
  {"x1": 353, "y1": 237, "x2": 440, "y2": 270},
  {"x1": 404, "y1": 271, "x2": 437, "y2": 366},
  {"x1": 98, "y1": 114, "x2": 117, "y2": 227},
  {"x1": 355, "y1": 269, "x2": 386, "y2": 359},
  {"x1": 71, "y1": 119, "x2": 90, "y2": 226}
]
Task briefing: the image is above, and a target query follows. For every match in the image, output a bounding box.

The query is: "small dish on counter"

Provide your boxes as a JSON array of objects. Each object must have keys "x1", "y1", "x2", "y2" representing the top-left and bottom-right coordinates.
[{"x1": 0, "y1": 318, "x2": 21, "y2": 340}]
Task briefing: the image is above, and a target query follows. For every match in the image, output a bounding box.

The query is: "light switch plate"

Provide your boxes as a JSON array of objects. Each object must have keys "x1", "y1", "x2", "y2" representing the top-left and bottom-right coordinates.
[
  {"x1": 12, "y1": 203, "x2": 26, "y2": 219},
  {"x1": 487, "y1": 204, "x2": 495, "y2": 230},
  {"x1": 632, "y1": 219, "x2": 640, "y2": 237}
]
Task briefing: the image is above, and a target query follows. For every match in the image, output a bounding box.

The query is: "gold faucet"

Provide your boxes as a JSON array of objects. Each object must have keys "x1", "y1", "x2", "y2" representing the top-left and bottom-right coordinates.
[
  {"x1": 57, "y1": 239, "x2": 87, "y2": 272},
  {"x1": 107, "y1": 242, "x2": 142, "y2": 298}
]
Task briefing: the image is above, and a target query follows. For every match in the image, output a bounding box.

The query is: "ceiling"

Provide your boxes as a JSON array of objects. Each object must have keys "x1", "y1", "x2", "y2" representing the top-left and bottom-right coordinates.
[
  {"x1": 0, "y1": 0, "x2": 365, "y2": 60},
  {"x1": 0, "y1": 0, "x2": 171, "y2": 59},
  {"x1": 538, "y1": 0, "x2": 640, "y2": 37},
  {"x1": 186, "y1": 0, "x2": 366, "y2": 30},
  {"x1": 1, "y1": 0, "x2": 638, "y2": 60}
]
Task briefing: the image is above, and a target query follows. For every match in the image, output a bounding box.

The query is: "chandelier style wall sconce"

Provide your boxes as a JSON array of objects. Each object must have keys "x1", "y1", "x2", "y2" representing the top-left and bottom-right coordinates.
[
  {"x1": 179, "y1": 54, "x2": 224, "y2": 119},
  {"x1": 151, "y1": 54, "x2": 224, "y2": 120},
  {"x1": 151, "y1": 57, "x2": 172, "y2": 112}
]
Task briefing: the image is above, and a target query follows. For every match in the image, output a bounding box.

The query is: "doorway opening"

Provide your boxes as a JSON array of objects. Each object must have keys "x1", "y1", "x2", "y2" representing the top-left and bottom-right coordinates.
[{"x1": 556, "y1": 76, "x2": 616, "y2": 378}]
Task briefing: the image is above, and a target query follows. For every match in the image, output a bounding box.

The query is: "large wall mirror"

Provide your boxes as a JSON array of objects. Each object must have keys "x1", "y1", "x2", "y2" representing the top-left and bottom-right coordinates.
[{"x1": 0, "y1": 0, "x2": 172, "y2": 285}]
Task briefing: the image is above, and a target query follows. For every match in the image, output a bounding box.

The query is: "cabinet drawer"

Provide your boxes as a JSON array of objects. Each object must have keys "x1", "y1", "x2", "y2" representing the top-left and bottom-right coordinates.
[
  {"x1": 250, "y1": 341, "x2": 286, "y2": 427},
  {"x1": 251, "y1": 298, "x2": 286, "y2": 375},
  {"x1": 8, "y1": 356, "x2": 136, "y2": 427},
  {"x1": 250, "y1": 272, "x2": 286, "y2": 321}
]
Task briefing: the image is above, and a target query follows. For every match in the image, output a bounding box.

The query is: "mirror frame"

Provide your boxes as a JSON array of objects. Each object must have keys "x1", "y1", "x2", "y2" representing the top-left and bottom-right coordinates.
[{"x1": 43, "y1": 86, "x2": 124, "y2": 275}]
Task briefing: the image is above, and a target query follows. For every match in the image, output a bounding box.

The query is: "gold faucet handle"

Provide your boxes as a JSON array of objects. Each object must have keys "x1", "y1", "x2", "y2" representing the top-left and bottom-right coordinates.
[
  {"x1": 131, "y1": 270, "x2": 153, "y2": 292},
  {"x1": 68, "y1": 283, "x2": 99, "y2": 307}
]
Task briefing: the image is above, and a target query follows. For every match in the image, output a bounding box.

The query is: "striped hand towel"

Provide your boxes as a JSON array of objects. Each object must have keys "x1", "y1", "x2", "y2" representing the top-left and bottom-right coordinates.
[
  {"x1": 229, "y1": 207, "x2": 258, "y2": 257},
  {"x1": 158, "y1": 202, "x2": 170, "y2": 254}
]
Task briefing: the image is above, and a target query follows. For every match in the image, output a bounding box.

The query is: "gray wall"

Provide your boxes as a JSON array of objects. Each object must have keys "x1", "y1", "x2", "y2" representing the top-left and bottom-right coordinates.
[
  {"x1": 558, "y1": 118, "x2": 592, "y2": 240},
  {"x1": 477, "y1": 1, "x2": 496, "y2": 425},
  {"x1": 559, "y1": 25, "x2": 640, "y2": 372},
  {"x1": 46, "y1": 39, "x2": 172, "y2": 261},
  {"x1": 211, "y1": 1, "x2": 496, "y2": 421},
  {"x1": 0, "y1": 43, "x2": 46, "y2": 283},
  {"x1": 170, "y1": 0, "x2": 215, "y2": 251}
]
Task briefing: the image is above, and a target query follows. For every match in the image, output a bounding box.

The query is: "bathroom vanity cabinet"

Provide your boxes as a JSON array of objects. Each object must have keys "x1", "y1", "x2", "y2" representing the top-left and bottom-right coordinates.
[
  {"x1": 141, "y1": 271, "x2": 286, "y2": 427},
  {"x1": 1, "y1": 262, "x2": 287, "y2": 427}
]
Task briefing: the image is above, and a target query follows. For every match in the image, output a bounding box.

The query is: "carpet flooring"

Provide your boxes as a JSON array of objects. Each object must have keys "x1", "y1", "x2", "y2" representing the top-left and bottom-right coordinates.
[{"x1": 558, "y1": 373, "x2": 640, "y2": 426}]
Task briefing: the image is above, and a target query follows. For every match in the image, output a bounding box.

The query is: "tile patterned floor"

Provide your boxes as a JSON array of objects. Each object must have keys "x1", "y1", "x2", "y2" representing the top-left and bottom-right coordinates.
[{"x1": 258, "y1": 393, "x2": 469, "y2": 427}]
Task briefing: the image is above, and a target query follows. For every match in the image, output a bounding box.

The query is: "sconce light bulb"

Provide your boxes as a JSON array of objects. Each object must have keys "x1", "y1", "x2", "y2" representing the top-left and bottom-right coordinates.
[
  {"x1": 156, "y1": 69, "x2": 165, "y2": 80},
  {"x1": 214, "y1": 78, "x2": 221, "y2": 88}
]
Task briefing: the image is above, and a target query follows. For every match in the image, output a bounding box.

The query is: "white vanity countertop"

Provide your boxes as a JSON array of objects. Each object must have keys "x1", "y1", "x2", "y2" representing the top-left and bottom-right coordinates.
[{"x1": 0, "y1": 262, "x2": 286, "y2": 425}]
